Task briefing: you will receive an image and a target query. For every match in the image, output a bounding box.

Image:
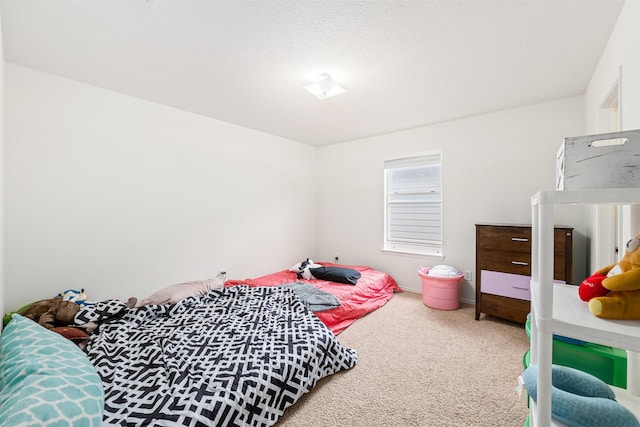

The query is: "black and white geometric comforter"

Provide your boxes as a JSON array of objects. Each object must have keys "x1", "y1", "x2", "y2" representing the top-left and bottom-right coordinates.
[{"x1": 84, "y1": 285, "x2": 358, "y2": 426}]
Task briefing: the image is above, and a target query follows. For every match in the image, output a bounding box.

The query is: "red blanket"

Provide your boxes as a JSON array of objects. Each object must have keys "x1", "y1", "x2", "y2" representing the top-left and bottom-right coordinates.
[{"x1": 225, "y1": 263, "x2": 401, "y2": 334}]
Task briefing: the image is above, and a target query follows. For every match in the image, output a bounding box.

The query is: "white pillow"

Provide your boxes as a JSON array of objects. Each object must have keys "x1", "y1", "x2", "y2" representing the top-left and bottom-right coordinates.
[{"x1": 136, "y1": 278, "x2": 224, "y2": 307}]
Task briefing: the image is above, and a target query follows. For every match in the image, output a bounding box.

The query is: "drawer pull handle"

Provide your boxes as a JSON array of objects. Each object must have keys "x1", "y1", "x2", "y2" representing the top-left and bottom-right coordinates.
[
  {"x1": 512, "y1": 261, "x2": 529, "y2": 266},
  {"x1": 513, "y1": 284, "x2": 529, "y2": 290},
  {"x1": 511, "y1": 237, "x2": 529, "y2": 242}
]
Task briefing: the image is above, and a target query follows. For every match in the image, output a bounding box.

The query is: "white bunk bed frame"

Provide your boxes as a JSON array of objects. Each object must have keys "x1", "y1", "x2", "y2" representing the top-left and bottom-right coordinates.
[{"x1": 529, "y1": 188, "x2": 640, "y2": 427}]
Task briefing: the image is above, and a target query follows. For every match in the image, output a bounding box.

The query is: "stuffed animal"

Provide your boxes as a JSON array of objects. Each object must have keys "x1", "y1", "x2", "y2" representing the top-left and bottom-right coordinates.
[
  {"x1": 589, "y1": 290, "x2": 640, "y2": 320},
  {"x1": 579, "y1": 234, "x2": 640, "y2": 320},
  {"x1": 18, "y1": 296, "x2": 81, "y2": 329},
  {"x1": 289, "y1": 258, "x2": 322, "y2": 280},
  {"x1": 58, "y1": 288, "x2": 93, "y2": 306},
  {"x1": 578, "y1": 272, "x2": 609, "y2": 301}
]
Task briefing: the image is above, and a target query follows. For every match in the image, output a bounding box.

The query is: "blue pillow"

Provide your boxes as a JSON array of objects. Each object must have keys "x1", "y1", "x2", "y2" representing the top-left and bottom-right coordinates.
[
  {"x1": 523, "y1": 364, "x2": 639, "y2": 427},
  {"x1": 0, "y1": 314, "x2": 104, "y2": 426}
]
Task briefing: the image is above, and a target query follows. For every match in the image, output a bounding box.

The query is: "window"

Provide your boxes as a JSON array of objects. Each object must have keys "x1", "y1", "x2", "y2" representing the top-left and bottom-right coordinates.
[{"x1": 384, "y1": 153, "x2": 442, "y2": 256}]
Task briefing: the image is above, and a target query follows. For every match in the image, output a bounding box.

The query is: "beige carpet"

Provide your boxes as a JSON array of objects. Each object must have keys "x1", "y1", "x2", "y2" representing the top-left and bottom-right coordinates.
[{"x1": 277, "y1": 291, "x2": 530, "y2": 426}]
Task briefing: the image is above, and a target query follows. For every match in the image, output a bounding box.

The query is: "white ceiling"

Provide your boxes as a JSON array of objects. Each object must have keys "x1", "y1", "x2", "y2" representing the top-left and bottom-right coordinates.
[{"x1": 0, "y1": 0, "x2": 625, "y2": 146}]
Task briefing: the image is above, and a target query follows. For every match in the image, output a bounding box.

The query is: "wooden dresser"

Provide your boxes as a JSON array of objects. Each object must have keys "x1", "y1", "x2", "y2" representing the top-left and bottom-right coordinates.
[{"x1": 475, "y1": 223, "x2": 573, "y2": 324}]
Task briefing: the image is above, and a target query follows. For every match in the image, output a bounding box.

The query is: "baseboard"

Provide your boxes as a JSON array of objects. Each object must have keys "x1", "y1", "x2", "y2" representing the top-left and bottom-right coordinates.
[
  {"x1": 400, "y1": 285, "x2": 421, "y2": 293},
  {"x1": 397, "y1": 285, "x2": 475, "y2": 305}
]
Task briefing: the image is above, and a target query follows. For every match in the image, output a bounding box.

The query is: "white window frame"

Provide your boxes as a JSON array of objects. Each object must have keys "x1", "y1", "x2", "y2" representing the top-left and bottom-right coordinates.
[{"x1": 383, "y1": 152, "x2": 443, "y2": 258}]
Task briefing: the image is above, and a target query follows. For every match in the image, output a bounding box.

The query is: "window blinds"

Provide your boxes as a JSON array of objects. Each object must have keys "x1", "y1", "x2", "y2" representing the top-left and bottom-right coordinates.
[{"x1": 384, "y1": 153, "x2": 442, "y2": 255}]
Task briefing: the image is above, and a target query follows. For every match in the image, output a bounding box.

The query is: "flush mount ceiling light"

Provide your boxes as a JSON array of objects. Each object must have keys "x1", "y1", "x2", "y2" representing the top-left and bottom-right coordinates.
[{"x1": 303, "y1": 73, "x2": 346, "y2": 100}]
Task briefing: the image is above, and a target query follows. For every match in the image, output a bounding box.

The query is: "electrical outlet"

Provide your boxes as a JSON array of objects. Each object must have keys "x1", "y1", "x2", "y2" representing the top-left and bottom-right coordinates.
[{"x1": 463, "y1": 270, "x2": 472, "y2": 281}]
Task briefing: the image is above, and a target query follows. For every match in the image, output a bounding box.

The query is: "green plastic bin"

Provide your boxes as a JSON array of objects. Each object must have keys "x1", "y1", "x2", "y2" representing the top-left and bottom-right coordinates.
[{"x1": 524, "y1": 317, "x2": 627, "y2": 388}]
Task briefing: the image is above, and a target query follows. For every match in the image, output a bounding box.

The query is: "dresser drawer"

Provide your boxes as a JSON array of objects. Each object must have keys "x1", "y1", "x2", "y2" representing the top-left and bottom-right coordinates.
[
  {"x1": 481, "y1": 270, "x2": 531, "y2": 301},
  {"x1": 477, "y1": 226, "x2": 531, "y2": 253},
  {"x1": 478, "y1": 249, "x2": 531, "y2": 275}
]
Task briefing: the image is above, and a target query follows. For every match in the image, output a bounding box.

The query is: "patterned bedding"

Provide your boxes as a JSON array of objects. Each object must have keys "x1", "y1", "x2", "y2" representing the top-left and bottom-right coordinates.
[
  {"x1": 85, "y1": 285, "x2": 357, "y2": 426},
  {"x1": 225, "y1": 263, "x2": 402, "y2": 334}
]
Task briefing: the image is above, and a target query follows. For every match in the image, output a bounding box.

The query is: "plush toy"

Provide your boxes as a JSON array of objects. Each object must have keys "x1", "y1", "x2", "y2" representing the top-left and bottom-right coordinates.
[
  {"x1": 579, "y1": 234, "x2": 640, "y2": 320},
  {"x1": 58, "y1": 288, "x2": 94, "y2": 306},
  {"x1": 590, "y1": 290, "x2": 640, "y2": 320},
  {"x1": 289, "y1": 258, "x2": 322, "y2": 280},
  {"x1": 578, "y1": 272, "x2": 608, "y2": 301},
  {"x1": 18, "y1": 296, "x2": 81, "y2": 329}
]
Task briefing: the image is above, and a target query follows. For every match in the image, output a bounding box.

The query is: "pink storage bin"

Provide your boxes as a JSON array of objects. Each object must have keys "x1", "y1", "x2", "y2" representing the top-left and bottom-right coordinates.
[{"x1": 418, "y1": 267, "x2": 464, "y2": 310}]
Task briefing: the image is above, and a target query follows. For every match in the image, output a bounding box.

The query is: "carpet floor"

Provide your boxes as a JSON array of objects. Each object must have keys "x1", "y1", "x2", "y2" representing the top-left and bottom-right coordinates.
[{"x1": 277, "y1": 291, "x2": 530, "y2": 426}]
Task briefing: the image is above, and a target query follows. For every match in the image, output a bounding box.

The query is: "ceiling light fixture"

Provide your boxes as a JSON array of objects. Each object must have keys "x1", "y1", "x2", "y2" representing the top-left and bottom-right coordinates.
[{"x1": 303, "y1": 73, "x2": 346, "y2": 100}]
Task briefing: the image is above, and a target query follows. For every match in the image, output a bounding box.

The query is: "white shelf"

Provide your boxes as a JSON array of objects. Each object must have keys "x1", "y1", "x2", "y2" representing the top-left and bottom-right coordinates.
[
  {"x1": 529, "y1": 188, "x2": 640, "y2": 427},
  {"x1": 530, "y1": 281, "x2": 640, "y2": 352}
]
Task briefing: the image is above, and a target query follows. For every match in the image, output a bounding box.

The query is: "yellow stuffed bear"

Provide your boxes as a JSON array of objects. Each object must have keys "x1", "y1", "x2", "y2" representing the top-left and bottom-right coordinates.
[{"x1": 587, "y1": 234, "x2": 640, "y2": 320}]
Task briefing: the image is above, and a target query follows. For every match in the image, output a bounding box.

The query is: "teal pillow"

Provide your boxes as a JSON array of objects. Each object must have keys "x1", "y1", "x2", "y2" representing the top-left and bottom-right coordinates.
[
  {"x1": 524, "y1": 364, "x2": 640, "y2": 427},
  {"x1": 0, "y1": 314, "x2": 104, "y2": 426}
]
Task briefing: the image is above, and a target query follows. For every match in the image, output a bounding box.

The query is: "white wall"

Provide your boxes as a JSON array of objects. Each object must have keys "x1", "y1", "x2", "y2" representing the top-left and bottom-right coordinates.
[
  {"x1": 4, "y1": 64, "x2": 317, "y2": 311},
  {"x1": 584, "y1": 1, "x2": 640, "y2": 272},
  {"x1": 585, "y1": 1, "x2": 640, "y2": 133},
  {"x1": 7, "y1": 3, "x2": 636, "y2": 311},
  {"x1": 316, "y1": 97, "x2": 588, "y2": 301}
]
